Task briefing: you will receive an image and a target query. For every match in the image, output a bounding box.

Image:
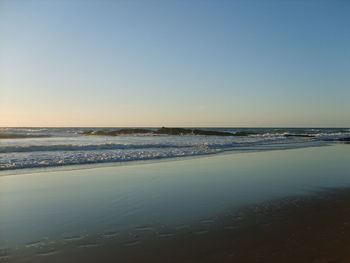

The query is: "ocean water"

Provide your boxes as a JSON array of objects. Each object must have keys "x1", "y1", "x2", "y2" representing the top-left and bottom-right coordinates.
[{"x1": 0, "y1": 127, "x2": 349, "y2": 171}]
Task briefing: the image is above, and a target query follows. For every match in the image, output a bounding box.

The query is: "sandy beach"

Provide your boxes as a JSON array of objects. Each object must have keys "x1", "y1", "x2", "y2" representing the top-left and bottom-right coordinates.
[
  {"x1": 15, "y1": 187, "x2": 350, "y2": 263},
  {"x1": 2, "y1": 0, "x2": 349, "y2": 261},
  {"x1": 1, "y1": 144, "x2": 350, "y2": 263}
]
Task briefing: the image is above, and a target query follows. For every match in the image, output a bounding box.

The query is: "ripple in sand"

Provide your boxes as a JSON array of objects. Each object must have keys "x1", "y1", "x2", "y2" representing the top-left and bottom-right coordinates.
[
  {"x1": 175, "y1": 224, "x2": 190, "y2": 230},
  {"x1": 79, "y1": 243, "x2": 100, "y2": 248},
  {"x1": 63, "y1": 235, "x2": 85, "y2": 242},
  {"x1": 134, "y1": 225, "x2": 154, "y2": 232},
  {"x1": 37, "y1": 250, "x2": 59, "y2": 256},
  {"x1": 194, "y1": 230, "x2": 209, "y2": 235},
  {"x1": 102, "y1": 231, "x2": 119, "y2": 238},
  {"x1": 200, "y1": 219, "x2": 215, "y2": 224},
  {"x1": 25, "y1": 240, "x2": 45, "y2": 248},
  {"x1": 0, "y1": 255, "x2": 10, "y2": 262},
  {"x1": 0, "y1": 252, "x2": 10, "y2": 261},
  {"x1": 158, "y1": 232, "x2": 176, "y2": 238},
  {"x1": 123, "y1": 240, "x2": 140, "y2": 246}
]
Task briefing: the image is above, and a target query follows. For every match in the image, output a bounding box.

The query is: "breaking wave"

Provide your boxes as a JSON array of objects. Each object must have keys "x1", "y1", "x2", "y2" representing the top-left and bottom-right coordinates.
[{"x1": 0, "y1": 127, "x2": 349, "y2": 171}]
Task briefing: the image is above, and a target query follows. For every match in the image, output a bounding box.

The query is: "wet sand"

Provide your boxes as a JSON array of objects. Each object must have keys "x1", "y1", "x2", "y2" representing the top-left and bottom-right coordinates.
[
  {"x1": 1, "y1": 144, "x2": 350, "y2": 262},
  {"x1": 5, "y1": 188, "x2": 350, "y2": 263}
]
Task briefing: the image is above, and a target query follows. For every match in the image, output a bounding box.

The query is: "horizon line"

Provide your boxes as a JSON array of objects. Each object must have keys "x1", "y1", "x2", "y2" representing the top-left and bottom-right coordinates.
[{"x1": 1, "y1": 126, "x2": 349, "y2": 129}]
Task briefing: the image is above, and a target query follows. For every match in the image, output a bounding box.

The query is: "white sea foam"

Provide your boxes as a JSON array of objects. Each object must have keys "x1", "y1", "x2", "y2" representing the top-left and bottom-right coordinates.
[{"x1": 0, "y1": 128, "x2": 348, "y2": 171}]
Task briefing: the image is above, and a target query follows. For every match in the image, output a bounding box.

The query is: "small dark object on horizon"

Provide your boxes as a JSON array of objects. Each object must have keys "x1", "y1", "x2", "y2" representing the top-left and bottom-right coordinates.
[{"x1": 82, "y1": 129, "x2": 153, "y2": 136}]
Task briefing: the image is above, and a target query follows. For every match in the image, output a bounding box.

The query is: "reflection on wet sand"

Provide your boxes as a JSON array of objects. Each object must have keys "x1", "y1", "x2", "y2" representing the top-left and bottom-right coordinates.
[
  {"x1": 1, "y1": 144, "x2": 350, "y2": 262},
  {"x1": 5, "y1": 188, "x2": 350, "y2": 263}
]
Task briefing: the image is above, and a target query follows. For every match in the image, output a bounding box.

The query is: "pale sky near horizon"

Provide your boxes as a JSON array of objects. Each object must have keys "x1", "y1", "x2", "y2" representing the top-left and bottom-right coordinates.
[{"x1": 0, "y1": 0, "x2": 349, "y2": 127}]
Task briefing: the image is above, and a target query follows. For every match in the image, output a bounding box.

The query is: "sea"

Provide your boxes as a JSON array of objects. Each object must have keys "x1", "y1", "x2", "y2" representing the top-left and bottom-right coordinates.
[{"x1": 0, "y1": 127, "x2": 349, "y2": 171}]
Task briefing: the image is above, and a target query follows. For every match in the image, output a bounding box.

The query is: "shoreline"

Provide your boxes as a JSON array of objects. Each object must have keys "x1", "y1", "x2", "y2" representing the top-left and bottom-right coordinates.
[
  {"x1": 2, "y1": 127, "x2": 349, "y2": 172},
  {"x1": 0, "y1": 141, "x2": 333, "y2": 176}
]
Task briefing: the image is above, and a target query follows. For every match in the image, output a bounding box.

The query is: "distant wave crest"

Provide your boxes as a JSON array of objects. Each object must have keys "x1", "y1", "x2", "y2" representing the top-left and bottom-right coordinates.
[
  {"x1": 0, "y1": 143, "x2": 190, "y2": 153},
  {"x1": 0, "y1": 133, "x2": 50, "y2": 139}
]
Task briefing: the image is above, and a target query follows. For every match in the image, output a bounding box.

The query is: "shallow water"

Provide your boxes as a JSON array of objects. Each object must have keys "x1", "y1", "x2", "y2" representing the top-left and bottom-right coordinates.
[
  {"x1": 0, "y1": 144, "x2": 349, "y2": 262},
  {"x1": 1, "y1": 127, "x2": 349, "y2": 170}
]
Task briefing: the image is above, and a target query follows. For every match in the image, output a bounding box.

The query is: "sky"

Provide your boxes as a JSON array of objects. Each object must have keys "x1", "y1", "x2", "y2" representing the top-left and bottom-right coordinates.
[{"x1": 0, "y1": 0, "x2": 349, "y2": 127}]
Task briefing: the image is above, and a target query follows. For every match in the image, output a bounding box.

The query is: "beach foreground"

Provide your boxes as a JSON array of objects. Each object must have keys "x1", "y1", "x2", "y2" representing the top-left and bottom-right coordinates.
[
  {"x1": 1, "y1": 144, "x2": 350, "y2": 262},
  {"x1": 9, "y1": 188, "x2": 350, "y2": 263}
]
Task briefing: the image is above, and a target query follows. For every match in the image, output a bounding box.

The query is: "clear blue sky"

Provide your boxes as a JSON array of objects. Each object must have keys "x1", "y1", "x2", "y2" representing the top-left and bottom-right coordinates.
[{"x1": 1, "y1": 0, "x2": 349, "y2": 127}]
